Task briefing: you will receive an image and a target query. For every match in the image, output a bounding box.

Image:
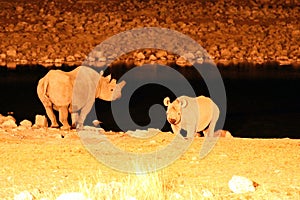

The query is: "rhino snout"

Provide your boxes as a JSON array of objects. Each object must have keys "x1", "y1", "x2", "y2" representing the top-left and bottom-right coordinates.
[{"x1": 169, "y1": 118, "x2": 176, "y2": 124}]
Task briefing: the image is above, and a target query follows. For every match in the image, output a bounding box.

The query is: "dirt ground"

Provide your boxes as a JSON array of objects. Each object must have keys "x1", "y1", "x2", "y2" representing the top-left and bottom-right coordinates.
[{"x1": 0, "y1": 127, "x2": 299, "y2": 199}]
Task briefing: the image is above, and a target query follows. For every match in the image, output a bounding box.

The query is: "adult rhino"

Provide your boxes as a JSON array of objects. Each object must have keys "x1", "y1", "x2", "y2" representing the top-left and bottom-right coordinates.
[{"x1": 37, "y1": 66, "x2": 126, "y2": 130}]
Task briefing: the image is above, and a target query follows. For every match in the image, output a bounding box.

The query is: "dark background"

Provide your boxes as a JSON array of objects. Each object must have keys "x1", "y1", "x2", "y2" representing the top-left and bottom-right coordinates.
[{"x1": 0, "y1": 64, "x2": 299, "y2": 139}]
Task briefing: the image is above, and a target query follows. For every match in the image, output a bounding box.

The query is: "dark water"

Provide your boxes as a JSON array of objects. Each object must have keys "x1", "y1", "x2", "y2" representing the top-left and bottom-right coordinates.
[{"x1": 0, "y1": 64, "x2": 299, "y2": 139}]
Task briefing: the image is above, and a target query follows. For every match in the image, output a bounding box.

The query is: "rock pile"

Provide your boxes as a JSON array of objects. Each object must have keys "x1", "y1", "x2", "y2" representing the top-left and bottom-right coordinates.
[
  {"x1": 0, "y1": 0, "x2": 299, "y2": 67},
  {"x1": 0, "y1": 114, "x2": 47, "y2": 130},
  {"x1": 0, "y1": 114, "x2": 80, "y2": 139}
]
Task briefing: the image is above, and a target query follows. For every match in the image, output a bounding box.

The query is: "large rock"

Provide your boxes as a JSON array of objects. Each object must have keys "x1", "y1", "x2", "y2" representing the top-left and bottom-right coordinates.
[
  {"x1": 1, "y1": 119, "x2": 17, "y2": 129},
  {"x1": 214, "y1": 130, "x2": 233, "y2": 138},
  {"x1": 34, "y1": 115, "x2": 48, "y2": 128},
  {"x1": 228, "y1": 175, "x2": 258, "y2": 194},
  {"x1": 14, "y1": 191, "x2": 33, "y2": 200},
  {"x1": 20, "y1": 119, "x2": 32, "y2": 128},
  {"x1": 0, "y1": 115, "x2": 17, "y2": 128}
]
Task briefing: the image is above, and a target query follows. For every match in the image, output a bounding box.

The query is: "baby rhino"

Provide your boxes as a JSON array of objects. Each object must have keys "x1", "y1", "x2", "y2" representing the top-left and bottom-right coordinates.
[{"x1": 163, "y1": 95, "x2": 219, "y2": 138}]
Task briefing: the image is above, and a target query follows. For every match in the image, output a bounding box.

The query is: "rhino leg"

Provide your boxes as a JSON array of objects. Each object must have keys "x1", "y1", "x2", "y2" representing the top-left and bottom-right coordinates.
[
  {"x1": 71, "y1": 112, "x2": 78, "y2": 129},
  {"x1": 171, "y1": 124, "x2": 186, "y2": 138},
  {"x1": 205, "y1": 103, "x2": 220, "y2": 137},
  {"x1": 171, "y1": 124, "x2": 179, "y2": 135},
  {"x1": 186, "y1": 125, "x2": 196, "y2": 139},
  {"x1": 59, "y1": 106, "x2": 70, "y2": 130},
  {"x1": 77, "y1": 99, "x2": 94, "y2": 129},
  {"x1": 44, "y1": 106, "x2": 59, "y2": 128}
]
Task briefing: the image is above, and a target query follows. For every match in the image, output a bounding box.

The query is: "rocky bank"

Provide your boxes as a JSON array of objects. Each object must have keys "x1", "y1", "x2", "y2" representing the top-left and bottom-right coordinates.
[{"x1": 0, "y1": 0, "x2": 299, "y2": 68}]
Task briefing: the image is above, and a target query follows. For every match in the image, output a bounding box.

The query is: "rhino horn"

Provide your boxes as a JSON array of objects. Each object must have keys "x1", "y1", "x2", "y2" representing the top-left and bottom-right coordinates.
[
  {"x1": 110, "y1": 79, "x2": 116, "y2": 84},
  {"x1": 105, "y1": 74, "x2": 111, "y2": 81}
]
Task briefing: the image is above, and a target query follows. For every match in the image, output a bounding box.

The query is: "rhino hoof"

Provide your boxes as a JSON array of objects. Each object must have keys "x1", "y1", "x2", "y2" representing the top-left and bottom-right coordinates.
[
  {"x1": 60, "y1": 125, "x2": 70, "y2": 131},
  {"x1": 51, "y1": 125, "x2": 60, "y2": 128},
  {"x1": 76, "y1": 123, "x2": 84, "y2": 130},
  {"x1": 71, "y1": 124, "x2": 77, "y2": 129}
]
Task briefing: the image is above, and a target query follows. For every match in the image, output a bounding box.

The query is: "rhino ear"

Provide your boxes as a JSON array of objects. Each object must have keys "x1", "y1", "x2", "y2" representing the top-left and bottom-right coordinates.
[
  {"x1": 99, "y1": 70, "x2": 104, "y2": 76},
  {"x1": 180, "y1": 99, "x2": 188, "y2": 108},
  {"x1": 163, "y1": 97, "x2": 170, "y2": 106},
  {"x1": 118, "y1": 80, "x2": 126, "y2": 89}
]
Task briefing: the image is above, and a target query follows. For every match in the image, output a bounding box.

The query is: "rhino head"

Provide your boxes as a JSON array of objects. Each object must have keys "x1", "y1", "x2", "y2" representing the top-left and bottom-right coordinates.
[{"x1": 96, "y1": 71, "x2": 126, "y2": 101}]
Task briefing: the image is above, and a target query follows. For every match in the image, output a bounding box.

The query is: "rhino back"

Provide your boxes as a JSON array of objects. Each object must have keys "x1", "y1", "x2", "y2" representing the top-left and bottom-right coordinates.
[
  {"x1": 195, "y1": 96, "x2": 214, "y2": 131},
  {"x1": 46, "y1": 70, "x2": 73, "y2": 106}
]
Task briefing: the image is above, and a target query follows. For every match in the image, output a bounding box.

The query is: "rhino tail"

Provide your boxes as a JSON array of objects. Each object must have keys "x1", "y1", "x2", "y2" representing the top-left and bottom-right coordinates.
[{"x1": 37, "y1": 75, "x2": 51, "y2": 106}]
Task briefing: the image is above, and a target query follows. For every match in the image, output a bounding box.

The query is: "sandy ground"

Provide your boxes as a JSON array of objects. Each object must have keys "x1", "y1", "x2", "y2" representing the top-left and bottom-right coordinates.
[{"x1": 0, "y1": 128, "x2": 299, "y2": 199}]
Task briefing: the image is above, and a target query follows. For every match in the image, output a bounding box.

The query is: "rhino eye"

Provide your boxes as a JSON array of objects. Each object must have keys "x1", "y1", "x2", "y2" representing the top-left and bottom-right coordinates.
[{"x1": 110, "y1": 89, "x2": 114, "y2": 91}]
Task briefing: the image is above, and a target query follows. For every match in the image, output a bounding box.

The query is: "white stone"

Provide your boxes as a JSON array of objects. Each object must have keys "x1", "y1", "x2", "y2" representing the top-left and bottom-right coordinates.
[
  {"x1": 176, "y1": 56, "x2": 187, "y2": 67},
  {"x1": 14, "y1": 191, "x2": 33, "y2": 200},
  {"x1": 34, "y1": 115, "x2": 48, "y2": 128},
  {"x1": 149, "y1": 140, "x2": 156, "y2": 144},
  {"x1": 136, "y1": 52, "x2": 145, "y2": 60},
  {"x1": 155, "y1": 50, "x2": 167, "y2": 58},
  {"x1": 201, "y1": 189, "x2": 213, "y2": 198},
  {"x1": 149, "y1": 54, "x2": 157, "y2": 61},
  {"x1": 20, "y1": 120, "x2": 32, "y2": 128},
  {"x1": 1, "y1": 119, "x2": 17, "y2": 128},
  {"x1": 92, "y1": 120, "x2": 102, "y2": 126},
  {"x1": 196, "y1": 57, "x2": 204, "y2": 64},
  {"x1": 228, "y1": 175, "x2": 256, "y2": 194},
  {"x1": 169, "y1": 192, "x2": 183, "y2": 199}
]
